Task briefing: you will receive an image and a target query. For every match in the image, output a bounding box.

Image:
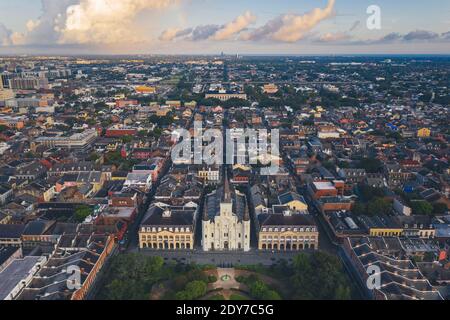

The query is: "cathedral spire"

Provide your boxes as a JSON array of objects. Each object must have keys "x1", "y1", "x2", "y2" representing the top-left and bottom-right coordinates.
[{"x1": 222, "y1": 169, "x2": 232, "y2": 203}]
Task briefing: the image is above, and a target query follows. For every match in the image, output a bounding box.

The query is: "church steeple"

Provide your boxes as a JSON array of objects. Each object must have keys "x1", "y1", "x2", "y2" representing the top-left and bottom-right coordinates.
[{"x1": 222, "y1": 170, "x2": 232, "y2": 203}]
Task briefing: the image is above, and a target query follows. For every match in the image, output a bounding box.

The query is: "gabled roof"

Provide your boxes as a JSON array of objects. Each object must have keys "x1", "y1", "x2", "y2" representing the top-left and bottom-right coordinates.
[{"x1": 278, "y1": 192, "x2": 306, "y2": 205}]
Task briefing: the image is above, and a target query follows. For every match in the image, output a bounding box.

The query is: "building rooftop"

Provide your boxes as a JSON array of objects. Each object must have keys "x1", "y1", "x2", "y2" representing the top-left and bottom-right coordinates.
[
  {"x1": 0, "y1": 224, "x2": 25, "y2": 239},
  {"x1": 259, "y1": 214, "x2": 316, "y2": 228},
  {"x1": 141, "y1": 205, "x2": 195, "y2": 227},
  {"x1": 346, "y1": 237, "x2": 443, "y2": 300},
  {"x1": 0, "y1": 246, "x2": 20, "y2": 268},
  {"x1": 313, "y1": 181, "x2": 336, "y2": 191},
  {"x1": 0, "y1": 256, "x2": 46, "y2": 300}
]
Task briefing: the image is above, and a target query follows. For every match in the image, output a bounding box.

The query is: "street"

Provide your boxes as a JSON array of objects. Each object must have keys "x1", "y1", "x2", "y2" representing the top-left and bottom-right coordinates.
[{"x1": 133, "y1": 248, "x2": 314, "y2": 266}]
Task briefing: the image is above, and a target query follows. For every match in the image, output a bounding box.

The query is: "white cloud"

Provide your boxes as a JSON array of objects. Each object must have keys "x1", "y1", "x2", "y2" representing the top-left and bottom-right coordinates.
[
  {"x1": 241, "y1": 0, "x2": 335, "y2": 42},
  {"x1": 211, "y1": 11, "x2": 256, "y2": 41},
  {"x1": 60, "y1": 0, "x2": 179, "y2": 44},
  {"x1": 159, "y1": 27, "x2": 193, "y2": 41},
  {"x1": 159, "y1": 11, "x2": 256, "y2": 42},
  {"x1": 14, "y1": 0, "x2": 78, "y2": 45},
  {"x1": 317, "y1": 31, "x2": 350, "y2": 43},
  {"x1": 159, "y1": 27, "x2": 182, "y2": 41},
  {"x1": 2, "y1": 0, "x2": 181, "y2": 46}
]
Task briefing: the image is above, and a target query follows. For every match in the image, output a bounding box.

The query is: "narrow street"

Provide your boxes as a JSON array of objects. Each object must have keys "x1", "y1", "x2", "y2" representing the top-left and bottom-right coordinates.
[{"x1": 124, "y1": 109, "x2": 197, "y2": 251}]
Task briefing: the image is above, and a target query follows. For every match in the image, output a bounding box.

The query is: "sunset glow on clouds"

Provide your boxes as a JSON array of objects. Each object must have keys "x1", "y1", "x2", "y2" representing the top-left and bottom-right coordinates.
[{"x1": 0, "y1": 0, "x2": 449, "y2": 54}]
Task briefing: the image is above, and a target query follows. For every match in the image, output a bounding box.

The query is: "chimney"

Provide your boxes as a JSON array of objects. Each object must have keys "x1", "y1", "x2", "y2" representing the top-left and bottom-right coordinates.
[{"x1": 162, "y1": 208, "x2": 172, "y2": 218}]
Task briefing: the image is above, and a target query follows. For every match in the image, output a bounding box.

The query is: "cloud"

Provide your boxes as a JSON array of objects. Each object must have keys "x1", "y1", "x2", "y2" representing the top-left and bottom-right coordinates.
[
  {"x1": 211, "y1": 11, "x2": 256, "y2": 41},
  {"x1": 12, "y1": 0, "x2": 79, "y2": 45},
  {"x1": 190, "y1": 25, "x2": 221, "y2": 41},
  {"x1": 159, "y1": 27, "x2": 183, "y2": 41},
  {"x1": 315, "y1": 20, "x2": 359, "y2": 43},
  {"x1": 60, "y1": 0, "x2": 179, "y2": 44},
  {"x1": 159, "y1": 26, "x2": 193, "y2": 41},
  {"x1": 316, "y1": 32, "x2": 351, "y2": 43},
  {"x1": 0, "y1": 24, "x2": 13, "y2": 46},
  {"x1": 312, "y1": 26, "x2": 446, "y2": 45},
  {"x1": 403, "y1": 30, "x2": 439, "y2": 41},
  {"x1": 241, "y1": 0, "x2": 335, "y2": 42},
  {"x1": 160, "y1": 11, "x2": 256, "y2": 42},
  {"x1": 2, "y1": 0, "x2": 181, "y2": 46},
  {"x1": 378, "y1": 32, "x2": 403, "y2": 43},
  {"x1": 2, "y1": 0, "x2": 448, "y2": 52},
  {"x1": 373, "y1": 30, "x2": 444, "y2": 44},
  {"x1": 160, "y1": 0, "x2": 335, "y2": 43}
]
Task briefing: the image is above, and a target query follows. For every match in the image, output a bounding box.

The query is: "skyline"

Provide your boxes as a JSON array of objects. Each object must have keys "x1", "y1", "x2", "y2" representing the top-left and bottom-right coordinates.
[{"x1": 0, "y1": 0, "x2": 449, "y2": 55}]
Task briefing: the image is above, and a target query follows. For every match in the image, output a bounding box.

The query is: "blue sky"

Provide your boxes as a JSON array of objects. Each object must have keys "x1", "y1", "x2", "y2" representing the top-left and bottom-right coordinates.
[{"x1": 0, "y1": 0, "x2": 449, "y2": 54}]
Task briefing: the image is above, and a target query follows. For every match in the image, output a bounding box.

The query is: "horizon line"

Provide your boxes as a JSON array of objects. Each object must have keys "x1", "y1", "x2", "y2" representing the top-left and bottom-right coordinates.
[{"x1": 1, "y1": 53, "x2": 450, "y2": 58}]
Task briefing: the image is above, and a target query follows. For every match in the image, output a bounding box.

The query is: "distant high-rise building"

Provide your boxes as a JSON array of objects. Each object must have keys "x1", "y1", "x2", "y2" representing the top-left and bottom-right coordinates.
[
  {"x1": 0, "y1": 72, "x2": 12, "y2": 89},
  {"x1": 8, "y1": 77, "x2": 49, "y2": 90}
]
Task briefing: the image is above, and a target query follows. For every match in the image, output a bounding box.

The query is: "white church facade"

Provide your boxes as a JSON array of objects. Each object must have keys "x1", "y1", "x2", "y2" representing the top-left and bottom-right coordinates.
[{"x1": 202, "y1": 174, "x2": 251, "y2": 252}]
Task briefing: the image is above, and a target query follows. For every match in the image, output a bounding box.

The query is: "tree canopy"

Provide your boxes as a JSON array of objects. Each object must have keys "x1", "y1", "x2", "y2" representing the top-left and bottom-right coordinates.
[
  {"x1": 74, "y1": 205, "x2": 93, "y2": 222},
  {"x1": 411, "y1": 200, "x2": 434, "y2": 216},
  {"x1": 99, "y1": 254, "x2": 166, "y2": 300},
  {"x1": 289, "y1": 252, "x2": 352, "y2": 300}
]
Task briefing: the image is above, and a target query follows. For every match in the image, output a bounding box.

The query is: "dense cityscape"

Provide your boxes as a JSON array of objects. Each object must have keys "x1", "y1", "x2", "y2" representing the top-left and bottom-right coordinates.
[
  {"x1": 0, "y1": 54, "x2": 448, "y2": 302},
  {"x1": 0, "y1": 0, "x2": 449, "y2": 310}
]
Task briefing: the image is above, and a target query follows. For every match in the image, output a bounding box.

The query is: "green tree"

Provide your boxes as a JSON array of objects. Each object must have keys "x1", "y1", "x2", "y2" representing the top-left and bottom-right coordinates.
[
  {"x1": 359, "y1": 158, "x2": 383, "y2": 173},
  {"x1": 411, "y1": 201, "x2": 434, "y2": 216},
  {"x1": 138, "y1": 130, "x2": 148, "y2": 138},
  {"x1": 74, "y1": 205, "x2": 93, "y2": 222},
  {"x1": 176, "y1": 280, "x2": 207, "y2": 300},
  {"x1": 261, "y1": 290, "x2": 282, "y2": 300},
  {"x1": 352, "y1": 202, "x2": 367, "y2": 215},
  {"x1": 250, "y1": 280, "x2": 268, "y2": 299},
  {"x1": 101, "y1": 254, "x2": 165, "y2": 300},
  {"x1": 105, "y1": 151, "x2": 124, "y2": 166},
  {"x1": 358, "y1": 185, "x2": 385, "y2": 201},
  {"x1": 432, "y1": 203, "x2": 448, "y2": 215},
  {"x1": 335, "y1": 285, "x2": 352, "y2": 300},
  {"x1": 88, "y1": 152, "x2": 100, "y2": 162},
  {"x1": 175, "y1": 291, "x2": 189, "y2": 300},
  {"x1": 149, "y1": 114, "x2": 174, "y2": 126},
  {"x1": 122, "y1": 135, "x2": 133, "y2": 143},
  {"x1": 222, "y1": 98, "x2": 250, "y2": 108},
  {"x1": 185, "y1": 280, "x2": 207, "y2": 299},
  {"x1": 149, "y1": 127, "x2": 163, "y2": 138},
  {"x1": 290, "y1": 252, "x2": 352, "y2": 300},
  {"x1": 367, "y1": 198, "x2": 392, "y2": 216}
]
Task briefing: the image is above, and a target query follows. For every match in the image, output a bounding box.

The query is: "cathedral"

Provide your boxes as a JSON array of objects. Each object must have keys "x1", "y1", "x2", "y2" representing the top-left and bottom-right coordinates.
[{"x1": 202, "y1": 172, "x2": 251, "y2": 252}]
